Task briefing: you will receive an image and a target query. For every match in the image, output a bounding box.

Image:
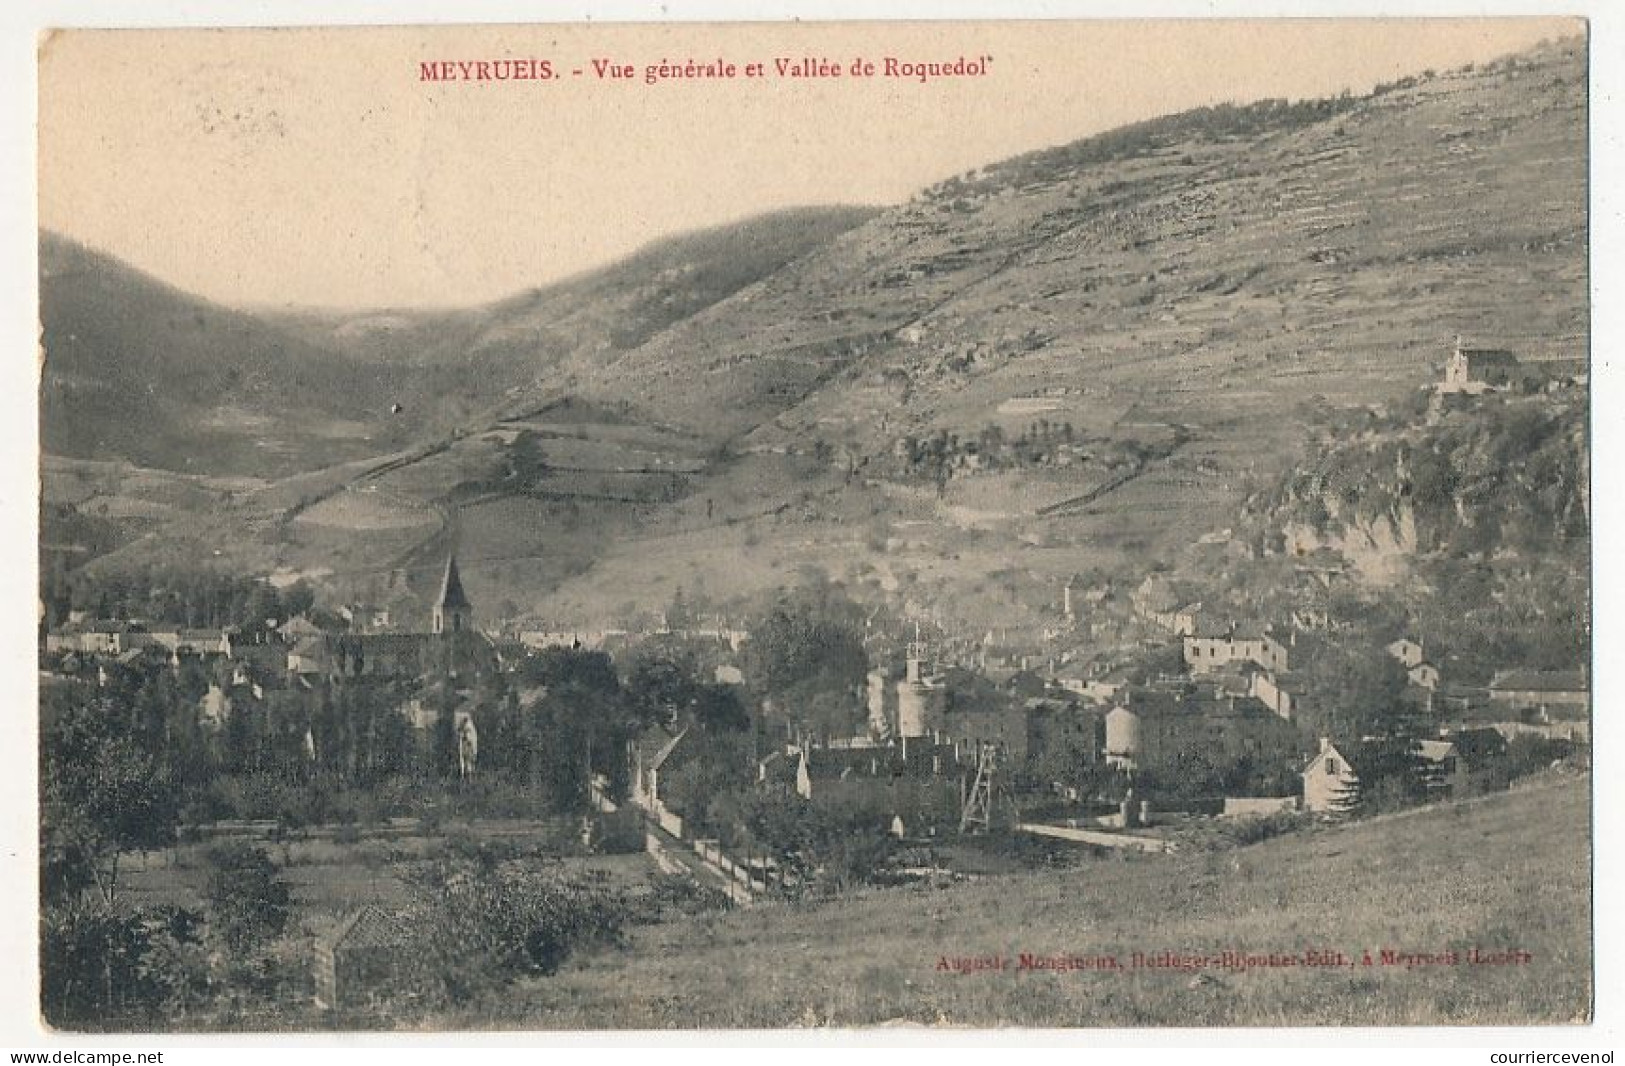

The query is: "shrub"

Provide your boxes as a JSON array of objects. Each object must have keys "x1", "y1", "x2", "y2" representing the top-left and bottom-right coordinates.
[
  {"x1": 401, "y1": 858, "x2": 635, "y2": 1004},
  {"x1": 594, "y1": 809, "x2": 647, "y2": 855},
  {"x1": 203, "y1": 841, "x2": 292, "y2": 954},
  {"x1": 41, "y1": 902, "x2": 209, "y2": 1029}
]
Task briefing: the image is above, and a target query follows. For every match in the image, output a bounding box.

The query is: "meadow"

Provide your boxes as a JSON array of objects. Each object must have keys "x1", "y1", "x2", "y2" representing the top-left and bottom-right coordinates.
[
  {"x1": 427, "y1": 774, "x2": 1590, "y2": 1029},
  {"x1": 118, "y1": 818, "x2": 662, "y2": 933}
]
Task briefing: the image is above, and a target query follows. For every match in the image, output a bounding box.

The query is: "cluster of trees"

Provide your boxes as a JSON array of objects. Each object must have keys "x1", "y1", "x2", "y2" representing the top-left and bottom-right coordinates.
[
  {"x1": 55, "y1": 659, "x2": 426, "y2": 820},
  {"x1": 42, "y1": 654, "x2": 648, "y2": 863},
  {"x1": 732, "y1": 792, "x2": 905, "y2": 895},
  {"x1": 896, "y1": 421, "x2": 1083, "y2": 484},
  {"x1": 40, "y1": 694, "x2": 299, "y2": 1027},
  {"x1": 740, "y1": 581, "x2": 869, "y2": 741},
  {"x1": 45, "y1": 571, "x2": 877, "y2": 840},
  {"x1": 893, "y1": 422, "x2": 1189, "y2": 491},
  {"x1": 37, "y1": 636, "x2": 733, "y2": 1026},
  {"x1": 40, "y1": 563, "x2": 317, "y2": 634}
]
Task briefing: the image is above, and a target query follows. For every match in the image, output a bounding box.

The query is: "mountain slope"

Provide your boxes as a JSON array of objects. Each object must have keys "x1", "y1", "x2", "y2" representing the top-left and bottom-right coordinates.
[
  {"x1": 41, "y1": 207, "x2": 878, "y2": 478},
  {"x1": 42, "y1": 38, "x2": 1589, "y2": 636},
  {"x1": 572, "y1": 39, "x2": 1585, "y2": 457},
  {"x1": 266, "y1": 206, "x2": 879, "y2": 428},
  {"x1": 38, "y1": 233, "x2": 410, "y2": 476}
]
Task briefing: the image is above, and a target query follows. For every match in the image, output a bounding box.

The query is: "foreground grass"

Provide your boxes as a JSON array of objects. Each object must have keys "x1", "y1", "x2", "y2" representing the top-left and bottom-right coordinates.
[{"x1": 441, "y1": 775, "x2": 1591, "y2": 1029}]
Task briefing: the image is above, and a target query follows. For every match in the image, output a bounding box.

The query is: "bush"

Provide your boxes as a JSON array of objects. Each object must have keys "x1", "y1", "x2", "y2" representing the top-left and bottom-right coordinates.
[
  {"x1": 203, "y1": 842, "x2": 292, "y2": 953},
  {"x1": 1224, "y1": 810, "x2": 1313, "y2": 847},
  {"x1": 41, "y1": 903, "x2": 209, "y2": 1029},
  {"x1": 594, "y1": 809, "x2": 647, "y2": 855},
  {"x1": 401, "y1": 857, "x2": 635, "y2": 1004}
]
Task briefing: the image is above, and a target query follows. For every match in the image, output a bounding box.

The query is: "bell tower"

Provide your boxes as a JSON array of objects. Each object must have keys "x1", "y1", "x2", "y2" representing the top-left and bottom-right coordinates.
[{"x1": 432, "y1": 555, "x2": 472, "y2": 635}]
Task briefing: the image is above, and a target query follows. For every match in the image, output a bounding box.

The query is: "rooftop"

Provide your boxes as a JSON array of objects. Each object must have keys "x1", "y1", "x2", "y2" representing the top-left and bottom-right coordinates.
[{"x1": 1490, "y1": 669, "x2": 1588, "y2": 694}]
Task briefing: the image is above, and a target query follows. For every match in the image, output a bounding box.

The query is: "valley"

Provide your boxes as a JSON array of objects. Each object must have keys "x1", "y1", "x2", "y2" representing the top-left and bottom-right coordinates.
[{"x1": 39, "y1": 40, "x2": 1587, "y2": 641}]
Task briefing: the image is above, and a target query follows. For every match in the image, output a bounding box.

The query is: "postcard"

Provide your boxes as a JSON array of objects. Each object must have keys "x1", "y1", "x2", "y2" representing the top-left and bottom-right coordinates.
[{"x1": 33, "y1": 18, "x2": 1590, "y2": 1032}]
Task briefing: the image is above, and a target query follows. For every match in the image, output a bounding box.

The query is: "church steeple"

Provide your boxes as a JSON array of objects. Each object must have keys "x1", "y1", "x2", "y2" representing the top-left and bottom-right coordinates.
[{"x1": 432, "y1": 556, "x2": 472, "y2": 635}]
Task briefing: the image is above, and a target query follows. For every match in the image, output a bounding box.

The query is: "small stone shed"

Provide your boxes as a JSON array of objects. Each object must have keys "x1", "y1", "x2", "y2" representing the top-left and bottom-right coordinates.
[{"x1": 313, "y1": 905, "x2": 414, "y2": 1012}]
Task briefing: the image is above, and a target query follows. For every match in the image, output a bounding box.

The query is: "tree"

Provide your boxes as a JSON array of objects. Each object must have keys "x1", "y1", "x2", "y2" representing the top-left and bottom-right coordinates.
[
  {"x1": 658, "y1": 730, "x2": 757, "y2": 836},
  {"x1": 41, "y1": 695, "x2": 178, "y2": 908},
  {"x1": 742, "y1": 581, "x2": 869, "y2": 741},
  {"x1": 41, "y1": 903, "x2": 207, "y2": 1029},
  {"x1": 1297, "y1": 645, "x2": 1412, "y2": 743},
  {"x1": 624, "y1": 643, "x2": 702, "y2": 727},
  {"x1": 1350, "y1": 737, "x2": 1429, "y2": 814},
  {"x1": 692, "y1": 683, "x2": 750, "y2": 733},
  {"x1": 202, "y1": 841, "x2": 291, "y2": 953}
]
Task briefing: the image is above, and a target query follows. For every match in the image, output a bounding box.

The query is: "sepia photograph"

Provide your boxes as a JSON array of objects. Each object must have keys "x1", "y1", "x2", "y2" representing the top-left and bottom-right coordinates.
[{"x1": 32, "y1": 17, "x2": 1592, "y2": 1033}]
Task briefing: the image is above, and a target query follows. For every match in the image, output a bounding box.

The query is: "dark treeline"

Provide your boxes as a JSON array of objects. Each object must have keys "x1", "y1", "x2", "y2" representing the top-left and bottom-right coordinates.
[
  {"x1": 40, "y1": 563, "x2": 318, "y2": 633},
  {"x1": 35, "y1": 574, "x2": 882, "y2": 1027},
  {"x1": 37, "y1": 635, "x2": 761, "y2": 1029},
  {"x1": 40, "y1": 631, "x2": 770, "y2": 842}
]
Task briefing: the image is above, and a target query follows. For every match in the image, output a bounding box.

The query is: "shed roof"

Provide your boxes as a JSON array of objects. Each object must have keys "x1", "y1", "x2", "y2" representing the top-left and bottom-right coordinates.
[
  {"x1": 636, "y1": 725, "x2": 689, "y2": 771},
  {"x1": 1490, "y1": 669, "x2": 1588, "y2": 694},
  {"x1": 327, "y1": 906, "x2": 411, "y2": 952}
]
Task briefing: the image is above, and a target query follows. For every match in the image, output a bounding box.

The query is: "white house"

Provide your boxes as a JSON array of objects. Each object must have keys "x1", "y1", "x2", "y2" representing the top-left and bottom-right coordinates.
[
  {"x1": 1385, "y1": 638, "x2": 1426, "y2": 670},
  {"x1": 1184, "y1": 623, "x2": 1289, "y2": 674},
  {"x1": 1407, "y1": 661, "x2": 1441, "y2": 691},
  {"x1": 1302, "y1": 738, "x2": 1361, "y2": 814}
]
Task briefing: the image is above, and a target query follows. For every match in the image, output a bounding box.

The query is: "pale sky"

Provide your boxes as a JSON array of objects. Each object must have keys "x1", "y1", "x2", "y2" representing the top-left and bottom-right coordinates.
[{"x1": 38, "y1": 19, "x2": 1580, "y2": 309}]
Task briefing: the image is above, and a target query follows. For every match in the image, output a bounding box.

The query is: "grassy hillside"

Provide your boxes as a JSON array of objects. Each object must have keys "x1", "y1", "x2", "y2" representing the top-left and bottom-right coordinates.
[
  {"x1": 527, "y1": 38, "x2": 1586, "y2": 625},
  {"x1": 436, "y1": 776, "x2": 1590, "y2": 1028},
  {"x1": 266, "y1": 206, "x2": 879, "y2": 431},
  {"x1": 38, "y1": 234, "x2": 403, "y2": 476}
]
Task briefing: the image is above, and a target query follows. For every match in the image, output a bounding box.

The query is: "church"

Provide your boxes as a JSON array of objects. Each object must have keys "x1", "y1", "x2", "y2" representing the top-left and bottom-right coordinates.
[{"x1": 290, "y1": 556, "x2": 498, "y2": 681}]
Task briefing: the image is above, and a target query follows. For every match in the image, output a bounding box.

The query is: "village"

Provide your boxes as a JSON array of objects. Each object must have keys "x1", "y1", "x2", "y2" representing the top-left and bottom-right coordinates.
[
  {"x1": 40, "y1": 549, "x2": 1588, "y2": 837},
  {"x1": 36, "y1": 327, "x2": 1593, "y2": 1021}
]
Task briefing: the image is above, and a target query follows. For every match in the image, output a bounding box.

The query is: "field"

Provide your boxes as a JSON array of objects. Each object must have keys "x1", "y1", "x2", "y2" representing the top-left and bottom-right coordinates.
[
  {"x1": 119, "y1": 819, "x2": 663, "y2": 929},
  {"x1": 426, "y1": 775, "x2": 1590, "y2": 1029},
  {"x1": 294, "y1": 489, "x2": 439, "y2": 532}
]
